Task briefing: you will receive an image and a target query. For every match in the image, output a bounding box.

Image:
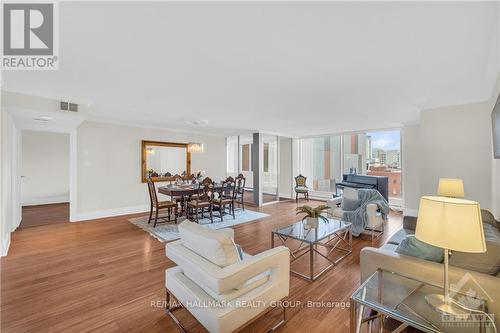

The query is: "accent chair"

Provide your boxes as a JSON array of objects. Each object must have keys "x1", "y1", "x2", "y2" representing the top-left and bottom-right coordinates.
[
  {"x1": 165, "y1": 221, "x2": 290, "y2": 333},
  {"x1": 294, "y1": 174, "x2": 309, "y2": 202}
]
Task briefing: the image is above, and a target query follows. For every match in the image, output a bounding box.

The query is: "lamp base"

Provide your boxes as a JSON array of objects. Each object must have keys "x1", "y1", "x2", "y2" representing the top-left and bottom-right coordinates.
[{"x1": 425, "y1": 294, "x2": 468, "y2": 316}]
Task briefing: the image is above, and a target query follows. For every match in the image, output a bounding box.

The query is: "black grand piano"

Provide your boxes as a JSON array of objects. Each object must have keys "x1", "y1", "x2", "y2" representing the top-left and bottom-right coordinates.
[{"x1": 336, "y1": 174, "x2": 389, "y2": 201}]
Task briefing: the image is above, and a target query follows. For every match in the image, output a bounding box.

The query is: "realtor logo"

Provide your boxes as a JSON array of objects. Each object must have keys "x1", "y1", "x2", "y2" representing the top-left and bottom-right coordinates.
[{"x1": 1, "y1": 2, "x2": 59, "y2": 70}]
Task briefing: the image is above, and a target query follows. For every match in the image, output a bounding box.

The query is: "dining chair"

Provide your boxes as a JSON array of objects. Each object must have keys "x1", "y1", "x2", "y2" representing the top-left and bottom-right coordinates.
[
  {"x1": 212, "y1": 176, "x2": 236, "y2": 221},
  {"x1": 235, "y1": 174, "x2": 246, "y2": 210},
  {"x1": 187, "y1": 177, "x2": 215, "y2": 223},
  {"x1": 146, "y1": 177, "x2": 178, "y2": 227}
]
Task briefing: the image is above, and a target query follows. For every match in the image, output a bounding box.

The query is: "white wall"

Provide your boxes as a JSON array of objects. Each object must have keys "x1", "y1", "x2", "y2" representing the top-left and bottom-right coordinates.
[
  {"x1": 21, "y1": 131, "x2": 70, "y2": 205},
  {"x1": 279, "y1": 137, "x2": 293, "y2": 198},
  {"x1": 401, "y1": 124, "x2": 421, "y2": 216},
  {"x1": 420, "y1": 102, "x2": 493, "y2": 207},
  {"x1": 490, "y1": 73, "x2": 500, "y2": 219},
  {"x1": 493, "y1": 159, "x2": 500, "y2": 219},
  {"x1": 76, "y1": 121, "x2": 226, "y2": 220},
  {"x1": 403, "y1": 100, "x2": 495, "y2": 215}
]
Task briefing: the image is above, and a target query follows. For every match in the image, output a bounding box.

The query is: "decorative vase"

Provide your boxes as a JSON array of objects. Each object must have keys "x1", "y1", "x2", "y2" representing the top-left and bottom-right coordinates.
[{"x1": 304, "y1": 217, "x2": 319, "y2": 229}]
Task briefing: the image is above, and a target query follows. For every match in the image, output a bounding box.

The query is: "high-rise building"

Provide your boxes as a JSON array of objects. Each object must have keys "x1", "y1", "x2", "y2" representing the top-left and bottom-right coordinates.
[
  {"x1": 386, "y1": 150, "x2": 400, "y2": 168},
  {"x1": 372, "y1": 148, "x2": 386, "y2": 165},
  {"x1": 366, "y1": 136, "x2": 372, "y2": 161}
]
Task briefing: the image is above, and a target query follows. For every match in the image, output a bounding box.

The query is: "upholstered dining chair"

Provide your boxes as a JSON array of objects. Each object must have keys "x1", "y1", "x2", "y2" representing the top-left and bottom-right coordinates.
[
  {"x1": 234, "y1": 173, "x2": 246, "y2": 210},
  {"x1": 188, "y1": 177, "x2": 215, "y2": 223},
  {"x1": 212, "y1": 176, "x2": 236, "y2": 221},
  {"x1": 146, "y1": 177, "x2": 178, "y2": 227},
  {"x1": 294, "y1": 174, "x2": 309, "y2": 202}
]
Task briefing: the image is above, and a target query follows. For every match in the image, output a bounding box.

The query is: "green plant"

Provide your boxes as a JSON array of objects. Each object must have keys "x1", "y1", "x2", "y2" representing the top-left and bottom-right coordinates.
[{"x1": 295, "y1": 205, "x2": 330, "y2": 222}]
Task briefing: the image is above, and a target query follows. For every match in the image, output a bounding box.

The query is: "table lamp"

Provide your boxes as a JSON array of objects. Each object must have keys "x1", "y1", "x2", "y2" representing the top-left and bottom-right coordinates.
[
  {"x1": 415, "y1": 196, "x2": 486, "y2": 315},
  {"x1": 437, "y1": 178, "x2": 465, "y2": 198}
]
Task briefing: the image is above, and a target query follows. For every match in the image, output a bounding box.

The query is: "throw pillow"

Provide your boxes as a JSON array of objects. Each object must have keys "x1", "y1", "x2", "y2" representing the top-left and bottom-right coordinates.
[
  {"x1": 481, "y1": 209, "x2": 500, "y2": 232},
  {"x1": 395, "y1": 235, "x2": 444, "y2": 263}
]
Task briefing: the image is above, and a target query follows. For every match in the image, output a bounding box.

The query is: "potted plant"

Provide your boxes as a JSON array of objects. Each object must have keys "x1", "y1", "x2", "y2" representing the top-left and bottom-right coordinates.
[{"x1": 295, "y1": 205, "x2": 330, "y2": 228}]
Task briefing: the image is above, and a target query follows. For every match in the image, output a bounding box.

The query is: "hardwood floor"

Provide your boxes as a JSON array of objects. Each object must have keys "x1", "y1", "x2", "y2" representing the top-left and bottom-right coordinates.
[
  {"x1": 20, "y1": 203, "x2": 69, "y2": 228},
  {"x1": 1, "y1": 200, "x2": 402, "y2": 333}
]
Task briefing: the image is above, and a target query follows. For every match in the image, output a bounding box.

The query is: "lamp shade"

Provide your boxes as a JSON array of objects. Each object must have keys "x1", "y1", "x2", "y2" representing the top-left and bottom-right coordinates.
[
  {"x1": 415, "y1": 196, "x2": 486, "y2": 253},
  {"x1": 437, "y1": 178, "x2": 464, "y2": 198}
]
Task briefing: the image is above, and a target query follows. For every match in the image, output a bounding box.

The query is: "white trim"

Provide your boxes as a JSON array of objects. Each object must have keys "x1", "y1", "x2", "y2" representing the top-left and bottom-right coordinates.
[
  {"x1": 22, "y1": 195, "x2": 69, "y2": 206},
  {"x1": 11, "y1": 126, "x2": 22, "y2": 231},
  {"x1": 403, "y1": 208, "x2": 418, "y2": 217},
  {"x1": 299, "y1": 126, "x2": 404, "y2": 139},
  {"x1": 69, "y1": 129, "x2": 77, "y2": 222},
  {"x1": 74, "y1": 205, "x2": 149, "y2": 222},
  {"x1": 279, "y1": 192, "x2": 293, "y2": 199}
]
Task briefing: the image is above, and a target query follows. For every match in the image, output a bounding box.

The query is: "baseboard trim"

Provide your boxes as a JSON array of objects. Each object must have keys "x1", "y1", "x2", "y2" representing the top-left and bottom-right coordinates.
[
  {"x1": 403, "y1": 208, "x2": 418, "y2": 217},
  {"x1": 22, "y1": 195, "x2": 70, "y2": 206},
  {"x1": 74, "y1": 205, "x2": 149, "y2": 222}
]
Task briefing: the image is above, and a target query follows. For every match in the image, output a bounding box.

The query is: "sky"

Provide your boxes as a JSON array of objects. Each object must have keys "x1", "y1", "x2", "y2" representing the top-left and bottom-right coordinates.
[{"x1": 367, "y1": 130, "x2": 400, "y2": 151}]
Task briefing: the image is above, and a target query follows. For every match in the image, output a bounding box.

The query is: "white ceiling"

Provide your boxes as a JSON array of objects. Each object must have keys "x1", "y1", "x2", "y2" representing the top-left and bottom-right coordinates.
[{"x1": 2, "y1": 1, "x2": 499, "y2": 137}]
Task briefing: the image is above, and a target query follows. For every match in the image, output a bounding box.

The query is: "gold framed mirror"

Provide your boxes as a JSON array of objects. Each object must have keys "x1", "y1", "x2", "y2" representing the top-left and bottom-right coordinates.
[{"x1": 141, "y1": 140, "x2": 191, "y2": 182}]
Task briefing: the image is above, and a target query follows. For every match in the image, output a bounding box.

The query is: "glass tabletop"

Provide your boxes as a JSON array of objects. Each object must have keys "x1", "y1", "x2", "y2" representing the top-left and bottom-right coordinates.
[
  {"x1": 272, "y1": 218, "x2": 351, "y2": 244},
  {"x1": 352, "y1": 269, "x2": 493, "y2": 333}
]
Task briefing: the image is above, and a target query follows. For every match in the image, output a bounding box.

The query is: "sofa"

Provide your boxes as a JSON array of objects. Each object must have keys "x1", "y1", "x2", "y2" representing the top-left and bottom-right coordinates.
[{"x1": 360, "y1": 212, "x2": 500, "y2": 328}]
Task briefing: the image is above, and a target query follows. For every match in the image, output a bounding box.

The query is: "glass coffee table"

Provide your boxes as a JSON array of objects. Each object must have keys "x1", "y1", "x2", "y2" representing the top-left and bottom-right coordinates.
[
  {"x1": 271, "y1": 217, "x2": 352, "y2": 281},
  {"x1": 350, "y1": 268, "x2": 495, "y2": 333}
]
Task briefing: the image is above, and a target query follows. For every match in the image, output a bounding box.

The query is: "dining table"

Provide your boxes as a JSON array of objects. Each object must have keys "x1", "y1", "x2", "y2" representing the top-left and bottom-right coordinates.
[{"x1": 158, "y1": 183, "x2": 228, "y2": 216}]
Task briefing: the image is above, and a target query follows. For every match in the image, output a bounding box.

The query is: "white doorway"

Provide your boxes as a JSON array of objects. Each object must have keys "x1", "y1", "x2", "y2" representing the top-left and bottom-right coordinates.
[{"x1": 20, "y1": 130, "x2": 71, "y2": 228}]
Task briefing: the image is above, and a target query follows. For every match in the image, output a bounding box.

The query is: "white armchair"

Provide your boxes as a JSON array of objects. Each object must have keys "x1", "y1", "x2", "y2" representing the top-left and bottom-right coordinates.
[
  {"x1": 165, "y1": 221, "x2": 290, "y2": 333},
  {"x1": 327, "y1": 187, "x2": 385, "y2": 244}
]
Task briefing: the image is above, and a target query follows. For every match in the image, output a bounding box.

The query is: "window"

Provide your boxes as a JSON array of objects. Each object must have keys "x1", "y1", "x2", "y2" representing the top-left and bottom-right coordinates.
[
  {"x1": 343, "y1": 133, "x2": 367, "y2": 175},
  {"x1": 299, "y1": 130, "x2": 402, "y2": 206},
  {"x1": 263, "y1": 143, "x2": 269, "y2": 172},
  {"x1": 241, "y1": 144, "x2": 252, "y2": 171},
  {"x1": 300, "y1": 136, "x2": 341, "y2": 196},
  {"x1": 365, "y1": 130, "x2": 402, "y2": 204}
]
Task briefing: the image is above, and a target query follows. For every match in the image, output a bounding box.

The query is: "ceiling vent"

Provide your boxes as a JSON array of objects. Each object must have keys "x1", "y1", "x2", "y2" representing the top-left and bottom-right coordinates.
[{"x1": 59, "y1": 101, "x2": 78, "y2": 112}]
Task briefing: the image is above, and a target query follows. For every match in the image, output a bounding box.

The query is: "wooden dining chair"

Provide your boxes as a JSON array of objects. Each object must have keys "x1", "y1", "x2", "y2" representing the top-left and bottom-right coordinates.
[
  {"x1": 235, "y1": 174, "x2": 246, "y2": 210},
  {"x1": 187, "y1": 177, "x2": 215, "y2": 223},
  {"x1": 213, "y1": 176, "x2": 236, "y2": 221},
  {"x1": 146, "y1": 177, "x2": 178, "y2": 227}
]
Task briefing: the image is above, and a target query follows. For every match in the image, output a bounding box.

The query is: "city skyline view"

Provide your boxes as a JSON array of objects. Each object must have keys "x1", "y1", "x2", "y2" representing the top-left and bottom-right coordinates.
[{"x1": 367, "y1": 130, "x2": 401, "y2": 151}]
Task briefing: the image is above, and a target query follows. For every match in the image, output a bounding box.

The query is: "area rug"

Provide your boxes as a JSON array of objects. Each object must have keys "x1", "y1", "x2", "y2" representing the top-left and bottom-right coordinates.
[{"x1": 128, "y1": 209, "x2": 269, "y2": 242}]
